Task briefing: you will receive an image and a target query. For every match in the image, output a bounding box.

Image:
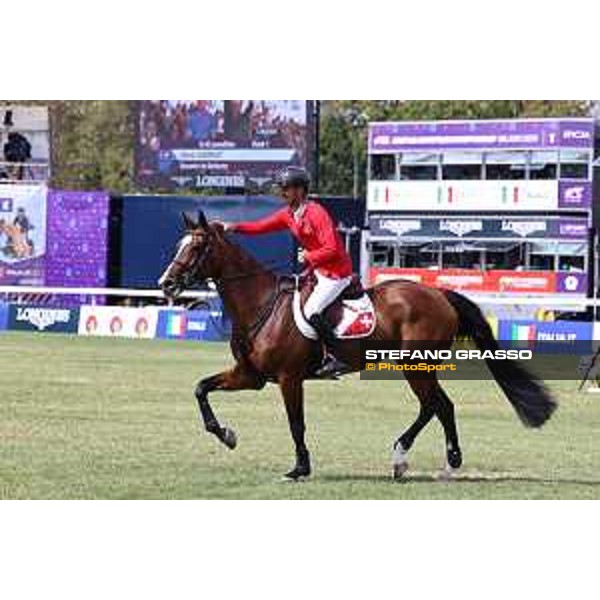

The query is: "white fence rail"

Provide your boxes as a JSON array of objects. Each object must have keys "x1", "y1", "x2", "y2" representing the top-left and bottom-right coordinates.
[
  {"x1": 0, "y1": 285, "x2": 596, "y2": 308},
  {"x1": 0, "y1": 286, "x2": 218, "y2": 302}
]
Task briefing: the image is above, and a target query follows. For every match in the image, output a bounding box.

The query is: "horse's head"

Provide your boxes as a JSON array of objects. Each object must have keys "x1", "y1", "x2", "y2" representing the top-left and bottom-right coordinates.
[{"x1": 158, "y1": 210, "x2": 226, "y2": 299}]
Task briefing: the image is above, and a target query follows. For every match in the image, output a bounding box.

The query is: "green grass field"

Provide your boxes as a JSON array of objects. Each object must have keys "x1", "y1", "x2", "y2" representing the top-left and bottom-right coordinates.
[{"x1": 2, "y1": 331, "x2": 600, "y2": 499}]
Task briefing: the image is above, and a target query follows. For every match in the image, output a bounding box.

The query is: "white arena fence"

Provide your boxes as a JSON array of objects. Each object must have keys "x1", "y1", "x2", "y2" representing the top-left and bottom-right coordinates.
[
  {"x1": 0, "y1": 285, "x2": 597, "y2": 307},
  {"x1": 0, "y1": 286, "x2": 218, "y2": 305},
  {"x1": 0, "y1": 285, "x2": 599, "y2": 343}
]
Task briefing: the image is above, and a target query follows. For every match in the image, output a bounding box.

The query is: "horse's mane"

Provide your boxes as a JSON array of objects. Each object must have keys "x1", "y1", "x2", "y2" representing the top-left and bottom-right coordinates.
[{"x1": 216, "y1": 229, "x2": 276, "y2": 279}]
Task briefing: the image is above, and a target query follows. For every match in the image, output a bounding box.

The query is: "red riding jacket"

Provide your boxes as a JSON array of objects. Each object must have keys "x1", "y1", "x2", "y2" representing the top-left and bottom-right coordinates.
[{"x1": 231, "y1": 201, "x2": 353, "y2": 279}]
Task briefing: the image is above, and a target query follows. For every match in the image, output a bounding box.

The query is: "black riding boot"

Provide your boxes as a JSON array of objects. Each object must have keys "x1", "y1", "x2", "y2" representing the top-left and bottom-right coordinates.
[{"x1": 308, "y1": 314, "x2": 350, "y2": 379}]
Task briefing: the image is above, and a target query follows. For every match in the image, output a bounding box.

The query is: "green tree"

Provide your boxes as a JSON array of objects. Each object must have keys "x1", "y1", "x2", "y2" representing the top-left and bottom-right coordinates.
[{"x1": 51, "y1": 101, "x2": 135, "y2": 193}]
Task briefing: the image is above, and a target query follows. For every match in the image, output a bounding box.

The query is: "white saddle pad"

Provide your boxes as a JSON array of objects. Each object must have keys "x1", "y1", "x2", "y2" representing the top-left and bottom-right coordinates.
[{"x1": 292, "y1": 291, "x2": 376, "y2": 340}]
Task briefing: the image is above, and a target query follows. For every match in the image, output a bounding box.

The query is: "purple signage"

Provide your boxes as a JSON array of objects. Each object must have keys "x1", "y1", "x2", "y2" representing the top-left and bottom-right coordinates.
[
  {"x1": 369, "y1": 119, "x2": 595, "y2": 152},
  {"x1": 558, "y1": 180, "x2": 592, "y2": 209},
  {"x1": 557, "y1": 219, "x2": 589, "y2": 239},
  {"x1": 557, "y1": 272, "x2": 588, "y2": 294},
  {"x1": 45, "y1": 190, "x2": 109, "y2": 290},
  {"x1": 559, "y1": 122, "x2": 595, "y2": 148}
]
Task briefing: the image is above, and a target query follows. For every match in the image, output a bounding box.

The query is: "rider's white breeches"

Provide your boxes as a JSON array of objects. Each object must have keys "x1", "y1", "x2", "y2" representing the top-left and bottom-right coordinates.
[{"x1": 303, "y1": 271, "x2": 353, "y2": 319}]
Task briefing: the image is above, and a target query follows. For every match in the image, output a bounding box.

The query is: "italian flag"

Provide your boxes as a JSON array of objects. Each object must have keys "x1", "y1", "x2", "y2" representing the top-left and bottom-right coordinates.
[{"x1": 168, "y1": 314, "x2": 186, "y2": 336}]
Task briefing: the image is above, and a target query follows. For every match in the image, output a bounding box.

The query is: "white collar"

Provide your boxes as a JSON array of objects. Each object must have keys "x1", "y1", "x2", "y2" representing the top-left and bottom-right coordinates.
[{"x1": 292, "y1": 201, "x2": 308, "y2": 222}]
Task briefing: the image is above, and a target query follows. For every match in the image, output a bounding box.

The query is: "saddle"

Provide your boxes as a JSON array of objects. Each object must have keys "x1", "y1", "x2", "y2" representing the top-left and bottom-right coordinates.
[{"x1": 283, "y1": 273, "x2": 376, "y2": 340}]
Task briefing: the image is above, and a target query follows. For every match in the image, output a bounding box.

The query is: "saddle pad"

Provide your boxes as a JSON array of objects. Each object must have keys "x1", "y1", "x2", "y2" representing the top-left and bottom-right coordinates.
[{"x1": 292, "y1": 291, "x2": 376, "y2": 340}]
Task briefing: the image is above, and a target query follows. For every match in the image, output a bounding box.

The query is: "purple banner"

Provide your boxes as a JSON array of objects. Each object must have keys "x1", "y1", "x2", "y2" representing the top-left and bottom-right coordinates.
[
  {"x1": 45, "y1": 190, "x2": 109, "y2": 291},
  {"x1": 558, "y1": 180, "x2": 592, "y2": 209},
  {"x1": 556, "y1": 219, "x2": 589, "y2": 239},
  {"x1": 557, "y1": 272, "x2": 588, "y2": 294},
  {"x1": 369, "y1": 119, "x2": 595, "y2": 152}
]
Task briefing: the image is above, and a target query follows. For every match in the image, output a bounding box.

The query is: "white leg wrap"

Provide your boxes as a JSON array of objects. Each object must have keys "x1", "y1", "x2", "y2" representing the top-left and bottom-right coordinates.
[{"x1": 392, "y1": 441, "x2": 409, "y2": 467}]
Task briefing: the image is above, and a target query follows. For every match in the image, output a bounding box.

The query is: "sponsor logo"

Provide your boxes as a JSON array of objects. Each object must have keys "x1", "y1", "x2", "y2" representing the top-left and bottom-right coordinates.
[
  {"x1": 501, "y1": 220, "x2": 546, "y2": 237},
  {"x1": 439, "y1": 220, "x2": 483, "y2": 237},
  {"x1": 379, "y1": 219, "x2": 422, "y2": 236},
  {"x1": 563, "y1": 275, "x2": 581, "y2": 292},
  {"x1": 15, "y1": 307, "x2": 71, "y2": 331},
  {"x1": 135, "y1": 317, "x2": 149, "y2": 336},
  {"x1": 559, "y1": 223, "x2": 587, "y2": 237},
  {"x1": 85, "y1": 315, "x2": 98, "y2": 334},
  {"x1": 562, "y1": 185, "x2": 586, "y2": 203},
  {"x1": 499, "y1": 275, "x2": 550, "y2": 290},
  {"x1": 196, "y1": 175, "x2": 245, "y2": 188},
  {"x1": 187, "y1": 319, "x2": 208, "y2": 333},
  {"x1": 562, "y1": 129, "x2": 591, "y2": 141},
  {"x1": 110, "y1": 316, "x2": 123, "y2": 334}
]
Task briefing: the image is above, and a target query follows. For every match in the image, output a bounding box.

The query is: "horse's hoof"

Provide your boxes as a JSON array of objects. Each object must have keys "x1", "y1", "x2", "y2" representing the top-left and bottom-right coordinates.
[
  {"x1": 282, "y1": 466, "x2": 311, "y2": 482},
  {"x1": 220, "y1": 427, "x2": 237, "y2": 450},
  {"x1": 392, "y1": 462, "x2": 409, "y2": 480},
  {"x1": 447, "y1": 448, "x2": 463, "y2": 470},
  {"x1": 437, "y1": 465, "x2": 458, "y2": 481}
]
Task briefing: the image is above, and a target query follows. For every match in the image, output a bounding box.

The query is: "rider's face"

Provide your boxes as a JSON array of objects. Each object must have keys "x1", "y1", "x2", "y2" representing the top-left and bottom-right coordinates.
[{"x1": 280, "y1": 185, "x2": 305, "y2": 206}]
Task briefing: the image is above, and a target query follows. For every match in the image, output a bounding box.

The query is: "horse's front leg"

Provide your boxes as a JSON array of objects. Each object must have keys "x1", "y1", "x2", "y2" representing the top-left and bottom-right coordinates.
[
  {"x1": 195, "y1": 364, "x2": 265, "y2": 449},
  {"x1": 279, "y1": 375, "x2": 311, "y2": 481}
]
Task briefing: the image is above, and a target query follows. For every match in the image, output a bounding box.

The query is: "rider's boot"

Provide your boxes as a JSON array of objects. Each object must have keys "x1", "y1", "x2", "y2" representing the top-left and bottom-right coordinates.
[{"x1": 308, "y1": 314, "x2": 350, "y2": 379}]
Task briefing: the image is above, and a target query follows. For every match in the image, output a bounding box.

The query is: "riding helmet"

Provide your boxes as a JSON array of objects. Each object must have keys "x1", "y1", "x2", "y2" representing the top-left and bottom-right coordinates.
[{"x1": 274, "y1": 166, "x2": 311, "y2": 191}]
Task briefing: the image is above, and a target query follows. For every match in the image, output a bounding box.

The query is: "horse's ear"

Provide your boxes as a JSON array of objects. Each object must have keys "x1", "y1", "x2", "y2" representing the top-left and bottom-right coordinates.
[
  {"x1": 182, "y1": 212, "x2": 196, "y2": 230},
  {"x1": 197, "y1": 210, "x2": 209, "y2": 231},
  {"x1": 211, "y1": 221, "x2": 226, "y2": 237}
]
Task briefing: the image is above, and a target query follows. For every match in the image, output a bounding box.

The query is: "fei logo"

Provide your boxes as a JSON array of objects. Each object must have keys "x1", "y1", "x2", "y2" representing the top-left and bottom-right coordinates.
[
  {"x1": 0, "y1": 198, "x2": 13, "y2": 212},
  {"x1": 564, "y1": 186, "x2": 585, "y2": 202},
  {"x1": 559, "y1": 182, "x2": 590, "y2": 208}
]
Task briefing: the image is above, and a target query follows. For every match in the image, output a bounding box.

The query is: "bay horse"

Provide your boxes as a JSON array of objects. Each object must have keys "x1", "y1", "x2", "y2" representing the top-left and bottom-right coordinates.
[{"x1": 159, "y1": 211, "x2": 557, "y2": 481}]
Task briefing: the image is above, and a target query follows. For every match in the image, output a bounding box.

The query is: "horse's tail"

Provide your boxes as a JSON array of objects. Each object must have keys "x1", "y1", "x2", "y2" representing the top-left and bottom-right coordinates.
[{"x1": 443, "y1": 289, "x2": 557, "y2": 428}]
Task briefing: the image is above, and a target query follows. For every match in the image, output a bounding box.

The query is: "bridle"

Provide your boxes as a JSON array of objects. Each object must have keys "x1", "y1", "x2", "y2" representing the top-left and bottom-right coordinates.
[{"x1": 169, "y1": 232, "x2": 214, "y2": 288}]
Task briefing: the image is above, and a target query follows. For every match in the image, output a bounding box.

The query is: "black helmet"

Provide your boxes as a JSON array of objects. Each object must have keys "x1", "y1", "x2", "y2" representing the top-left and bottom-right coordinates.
[{"x1": 274, "y1": 166, "x2": 310, "y2": 192}]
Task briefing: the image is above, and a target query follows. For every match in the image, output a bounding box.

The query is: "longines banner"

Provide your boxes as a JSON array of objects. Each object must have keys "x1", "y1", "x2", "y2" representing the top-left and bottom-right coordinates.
[
  {"x1": 369, "y1": 215, "x2": 589, "y2": 240},
  {"x1": 367, "y1": 180, "x2": 592, "y2": 212},
  {"x1": 7, "y1": 304, "x2": 80, "y2": 333}
]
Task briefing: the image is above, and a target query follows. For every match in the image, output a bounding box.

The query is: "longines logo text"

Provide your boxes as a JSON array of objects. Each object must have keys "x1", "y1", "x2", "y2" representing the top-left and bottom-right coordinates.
[{"x1": 16, "y1": 308, "x2": 71, "y2": 331}]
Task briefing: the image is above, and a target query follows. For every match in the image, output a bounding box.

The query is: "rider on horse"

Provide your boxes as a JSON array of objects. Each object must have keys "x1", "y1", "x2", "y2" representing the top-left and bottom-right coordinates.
[{"x1": 223, "y1": 166, "x2": 353, "y2": 377}]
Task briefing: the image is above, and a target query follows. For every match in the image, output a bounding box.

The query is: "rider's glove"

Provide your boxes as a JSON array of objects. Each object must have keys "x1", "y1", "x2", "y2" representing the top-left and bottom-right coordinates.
[{"x1": 297, "y1": 247, "x2": 306, "y2": 265}]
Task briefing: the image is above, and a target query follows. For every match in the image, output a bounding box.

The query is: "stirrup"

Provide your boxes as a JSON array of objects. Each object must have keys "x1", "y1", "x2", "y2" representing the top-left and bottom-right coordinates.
[{"x1": 312, "y1": 354, "x2": 350, "y2": 380}]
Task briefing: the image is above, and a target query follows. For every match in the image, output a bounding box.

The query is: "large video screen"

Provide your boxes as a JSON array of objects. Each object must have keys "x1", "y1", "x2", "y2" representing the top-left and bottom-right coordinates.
[{"x1": 135, "y1": 100, "x2": 314, "y2": 190}]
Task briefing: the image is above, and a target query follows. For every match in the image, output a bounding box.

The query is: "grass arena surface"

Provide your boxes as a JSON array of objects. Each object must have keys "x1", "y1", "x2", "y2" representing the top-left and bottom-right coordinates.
[{"x1": 1, "y1": 332, "x2": 600, "y2": 499}]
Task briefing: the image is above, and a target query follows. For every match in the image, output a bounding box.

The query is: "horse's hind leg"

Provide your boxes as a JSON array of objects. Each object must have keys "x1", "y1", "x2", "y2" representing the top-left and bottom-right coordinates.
[
  {"x1": 278, "y1": 375, "x2": 311, "y2": 481},
  {"x1": 435, "y1": 385, "x2": 462, "y2": 477},
  {"x1": 392, "y1": 377, "x2": 438, "y2": 479}
]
